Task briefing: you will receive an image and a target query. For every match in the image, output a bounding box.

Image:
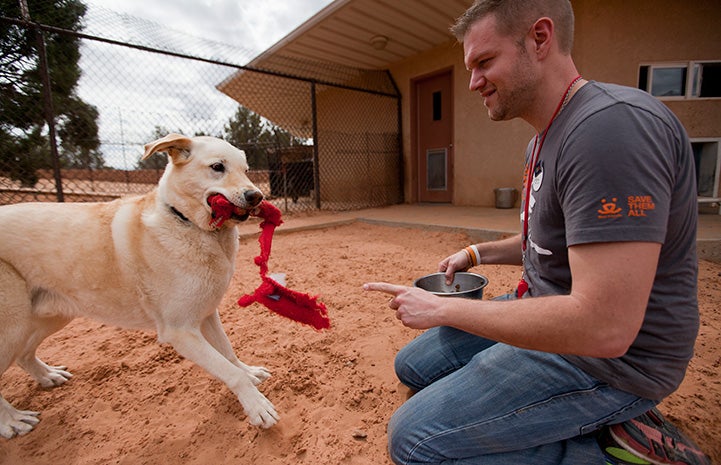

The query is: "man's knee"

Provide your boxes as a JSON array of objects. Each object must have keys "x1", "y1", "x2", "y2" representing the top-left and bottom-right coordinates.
[
  {"x1": 393, "y1": 345, "x2": 425, "y2": 391},
  {"x1": 387, "y1": 409, "x2": 415, "y2": 465}
]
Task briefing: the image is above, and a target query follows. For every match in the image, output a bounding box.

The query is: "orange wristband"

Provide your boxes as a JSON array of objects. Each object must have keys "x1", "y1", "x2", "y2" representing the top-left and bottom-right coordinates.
[
  {"x1": 463, "y1": 248, "x2": 473, "y2": 267},
  {"x1": 464, "y1": 245, "x2": 481, "y2": 267}
]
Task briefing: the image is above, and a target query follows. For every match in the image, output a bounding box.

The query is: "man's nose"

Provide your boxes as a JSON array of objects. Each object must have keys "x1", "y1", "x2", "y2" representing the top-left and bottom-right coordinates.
[{"x1": 469, "y1": 69, "x2": 486, "y2": 92}]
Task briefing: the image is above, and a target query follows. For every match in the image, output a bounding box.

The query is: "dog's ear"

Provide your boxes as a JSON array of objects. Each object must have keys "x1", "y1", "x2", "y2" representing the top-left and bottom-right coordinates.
[{"x1": 142, "y1": 133, "x2": 193, "y2": 163}]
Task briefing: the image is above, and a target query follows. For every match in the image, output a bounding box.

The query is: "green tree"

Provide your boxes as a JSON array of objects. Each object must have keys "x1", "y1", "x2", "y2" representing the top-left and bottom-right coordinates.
[
  {"x1": 223, "y1": 106, "x2": 269, "y2": 170},
  {"x1": 223, "y1": 106, "x2": 306, "y2": 170},
  {"x1": 0, "y1": 0, "x2": 101, "y2": 186}
]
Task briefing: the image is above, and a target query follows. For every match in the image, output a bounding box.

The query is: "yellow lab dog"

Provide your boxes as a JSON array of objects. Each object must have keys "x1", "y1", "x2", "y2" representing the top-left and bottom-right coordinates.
[{"x1": 0, "y1": 134, "x2": 279, "y2": 439}]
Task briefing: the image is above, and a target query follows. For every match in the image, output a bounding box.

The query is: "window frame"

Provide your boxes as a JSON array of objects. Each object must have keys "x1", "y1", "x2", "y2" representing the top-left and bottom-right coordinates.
[
  {"x1": 639, "y1": 61, "x2": 721, "y2": 100},
  {"x1": 692, "y1": 138, "x2": 721, "y2": 199}
]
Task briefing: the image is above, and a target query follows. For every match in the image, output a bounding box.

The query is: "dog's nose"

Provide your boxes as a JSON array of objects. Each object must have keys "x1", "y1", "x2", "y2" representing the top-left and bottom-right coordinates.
[{"x1": 244, "y1": 189, "x2": 263, "y2": 207}]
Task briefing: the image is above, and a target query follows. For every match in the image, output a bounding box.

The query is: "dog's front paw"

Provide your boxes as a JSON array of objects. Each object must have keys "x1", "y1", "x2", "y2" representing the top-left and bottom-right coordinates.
[
  {"x1": 36, "y1": 364, "x2": 72, "y2": 388},
  {"x1": 19, "y1": 357, "x2": 73, "y2": 389},
  {"x1": 0, "y1": 401, "x2": 40, "y2": 439},
  {"x1": 242, "y1": 391, "x2": 279, "y2": 429}
]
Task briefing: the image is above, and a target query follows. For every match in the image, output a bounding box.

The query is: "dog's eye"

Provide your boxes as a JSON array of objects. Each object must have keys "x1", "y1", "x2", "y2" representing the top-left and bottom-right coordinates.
[{"x1": 210, "y1": 162, "x2": 225, "y2": 173}]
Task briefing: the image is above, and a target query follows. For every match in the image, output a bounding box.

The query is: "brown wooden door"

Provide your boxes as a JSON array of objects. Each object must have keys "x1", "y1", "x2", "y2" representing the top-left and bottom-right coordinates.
[{"x1": 416, "y1": 71, "x2": 453, "y2": 203}]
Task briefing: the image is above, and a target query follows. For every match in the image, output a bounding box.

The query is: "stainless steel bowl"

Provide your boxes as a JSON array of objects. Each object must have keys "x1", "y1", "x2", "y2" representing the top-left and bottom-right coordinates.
[{"x1": 413, "y1": 272, "x2": 488, "y2": 299}]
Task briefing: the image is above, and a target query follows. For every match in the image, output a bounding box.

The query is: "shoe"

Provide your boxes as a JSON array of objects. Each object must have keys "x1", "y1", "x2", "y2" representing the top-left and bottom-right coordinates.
[
  {"x1": 598, "y1": 427, "x2": 652, "y2": 464},
  {"x1": 608, "y1": 408, "x2": 711, "y2": 465}
]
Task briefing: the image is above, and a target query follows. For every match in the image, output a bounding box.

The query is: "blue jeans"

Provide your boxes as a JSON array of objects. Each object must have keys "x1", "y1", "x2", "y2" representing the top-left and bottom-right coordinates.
[{"x1": 388, "y1": 296, "x2": 657, "y2": 464}]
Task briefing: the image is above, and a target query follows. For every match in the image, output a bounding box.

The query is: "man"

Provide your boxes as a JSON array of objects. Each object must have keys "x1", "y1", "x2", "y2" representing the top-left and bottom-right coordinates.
[{"x1": 364, "y1": 1, "x2": 708, "y2": 463}]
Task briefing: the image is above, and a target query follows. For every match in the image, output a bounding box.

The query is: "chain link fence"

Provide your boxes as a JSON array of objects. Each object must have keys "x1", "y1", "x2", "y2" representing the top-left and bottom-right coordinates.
[{"x1": 0, "y1": 0, "x2": 402, "y2": 212}]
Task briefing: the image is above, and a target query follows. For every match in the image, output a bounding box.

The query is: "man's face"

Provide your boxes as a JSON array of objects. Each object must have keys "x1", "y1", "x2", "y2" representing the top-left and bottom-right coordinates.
[{"x1": 463, "y1": 15, "x2": 539, "y2": 122}]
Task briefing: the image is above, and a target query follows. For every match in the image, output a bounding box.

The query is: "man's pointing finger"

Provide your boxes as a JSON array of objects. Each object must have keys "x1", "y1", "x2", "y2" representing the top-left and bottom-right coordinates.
[{"x1": 363, "y1": 282, "x2": 405, "y2": 296}]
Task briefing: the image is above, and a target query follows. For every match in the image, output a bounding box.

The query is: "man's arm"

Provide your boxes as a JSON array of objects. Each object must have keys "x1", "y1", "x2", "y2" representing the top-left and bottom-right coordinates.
[
  {"x1": 370, "y1": 240, "x2": 660, "y2": 358},
  {"x1": 439, "y1": 234, "x2": 523, "y2": 283}
]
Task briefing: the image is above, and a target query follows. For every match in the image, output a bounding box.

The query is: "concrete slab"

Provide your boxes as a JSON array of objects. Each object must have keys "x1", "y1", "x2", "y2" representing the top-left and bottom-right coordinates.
[{"x1": 237, "y1": 204, "x2": 721, "y2": 263}]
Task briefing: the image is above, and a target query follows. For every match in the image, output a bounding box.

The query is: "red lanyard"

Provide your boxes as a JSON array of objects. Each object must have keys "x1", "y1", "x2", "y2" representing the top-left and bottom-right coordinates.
[{"x1": 518, "y1": 75, "x2": 582, "y2": 298}]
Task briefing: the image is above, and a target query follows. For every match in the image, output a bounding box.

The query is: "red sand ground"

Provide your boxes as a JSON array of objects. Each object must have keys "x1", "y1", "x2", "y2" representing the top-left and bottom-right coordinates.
[{"x1": 1, "y1": 222, "x2": 719, "y2": 464}]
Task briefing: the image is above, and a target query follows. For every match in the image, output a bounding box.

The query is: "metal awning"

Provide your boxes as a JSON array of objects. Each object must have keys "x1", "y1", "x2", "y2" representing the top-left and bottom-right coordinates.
[
  {"x1": 217, "y1": 0, "x2": 472, "y2": 117},
  {"x1": 217, "y1": 0, "x2": 473, "y2": 127},
  {"x1": 253, "y1": 0, "x2": 473, "y2": 71}
]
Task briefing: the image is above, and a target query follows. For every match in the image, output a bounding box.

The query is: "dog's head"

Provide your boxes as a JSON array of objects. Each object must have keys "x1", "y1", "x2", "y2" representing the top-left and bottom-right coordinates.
[{"x1": 143, "y1": 133, "x2": 263, "y2": 230}]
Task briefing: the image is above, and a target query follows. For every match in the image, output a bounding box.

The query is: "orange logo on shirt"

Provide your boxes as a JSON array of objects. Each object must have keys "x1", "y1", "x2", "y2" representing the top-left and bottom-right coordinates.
[{"x1": 598, "y1": 198, "x2": 623, "y2": 218}]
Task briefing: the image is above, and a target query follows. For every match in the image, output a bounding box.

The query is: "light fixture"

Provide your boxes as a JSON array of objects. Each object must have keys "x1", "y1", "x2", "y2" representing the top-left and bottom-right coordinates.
[{"x1": 370, "y1": 35, "x2": 388, "y2": 50}]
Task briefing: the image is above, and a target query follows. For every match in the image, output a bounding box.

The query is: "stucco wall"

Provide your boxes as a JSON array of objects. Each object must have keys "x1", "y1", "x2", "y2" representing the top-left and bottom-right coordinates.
[
  {"x1": 573, "y1": 0, "x2": 721, "y2": 139},
  {"x1": 390, "y1": 42, "x2": 533, "y2": 207},
  {"x1": 316, "y1": 86, "x2": 401, "y2": 205}
]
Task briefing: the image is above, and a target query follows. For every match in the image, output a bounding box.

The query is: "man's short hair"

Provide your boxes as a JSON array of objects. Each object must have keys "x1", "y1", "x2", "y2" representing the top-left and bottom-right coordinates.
[{"x1": 450, "y1": 0, "x2": 575, "y2": 54}]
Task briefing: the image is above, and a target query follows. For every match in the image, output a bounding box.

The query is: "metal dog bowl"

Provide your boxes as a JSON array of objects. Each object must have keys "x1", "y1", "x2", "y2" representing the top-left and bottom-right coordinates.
[{"x1": 413, "y1": 272, "x2": 488, "y2": 299}]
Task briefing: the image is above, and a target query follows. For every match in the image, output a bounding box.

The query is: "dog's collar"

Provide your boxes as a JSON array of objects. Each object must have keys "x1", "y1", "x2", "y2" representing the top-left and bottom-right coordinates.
[{"x1": 168, "y1": 205, "x2": 190, "y2": 223}]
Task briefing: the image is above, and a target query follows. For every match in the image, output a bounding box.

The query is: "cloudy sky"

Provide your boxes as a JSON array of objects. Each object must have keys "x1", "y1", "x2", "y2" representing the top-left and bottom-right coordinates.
[
  {"x1": 77, "y1": 0, "x2": 335, "y2": 168},
  {"x1": 86, "y1": 0, "x2": 334, "y2": 56}
]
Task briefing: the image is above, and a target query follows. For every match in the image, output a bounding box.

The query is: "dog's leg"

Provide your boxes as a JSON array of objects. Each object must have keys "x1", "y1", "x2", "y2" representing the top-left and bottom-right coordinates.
[
  {"x1": 1, "y1": 315, "x2": 71, "y2": 439},
  {"x1": 158, "y1": 325, "x2": 279, "y2": 428},
  {"x1": 16, "y1": 293, "x2": 73, "y2": 388},
  {"x1": 0, "y1": 316, "x2": 70, "y2": 439},
  {"x1": 15, "y1": 312, "x2": 73, "y2": 388},
  {"x1": 0, "y1": 260, "x2": 50, "y2": 438},
  {"x1": 200, "y1": 311, "x2": 271, "y2": 385}
]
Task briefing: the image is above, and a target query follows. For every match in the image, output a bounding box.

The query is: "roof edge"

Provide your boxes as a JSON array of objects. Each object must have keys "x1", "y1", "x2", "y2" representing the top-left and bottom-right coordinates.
[{"x1": 248, "y1": 0, "x2": 352, "y2": 66}]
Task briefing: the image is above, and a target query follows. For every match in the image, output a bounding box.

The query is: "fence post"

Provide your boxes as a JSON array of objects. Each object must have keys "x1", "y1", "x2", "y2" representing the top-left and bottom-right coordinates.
[
  {"x1": 20, "y1": 0, "x2": 64, "y2": 202},
  {"x1": 310, "y1": 81, "x2": 321, "y2": 210}
]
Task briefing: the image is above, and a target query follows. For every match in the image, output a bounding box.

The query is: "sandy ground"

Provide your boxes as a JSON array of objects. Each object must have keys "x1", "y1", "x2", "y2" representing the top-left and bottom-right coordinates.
[{"x1": 0, "y1": 222, "x2": 719, "y2": 464}]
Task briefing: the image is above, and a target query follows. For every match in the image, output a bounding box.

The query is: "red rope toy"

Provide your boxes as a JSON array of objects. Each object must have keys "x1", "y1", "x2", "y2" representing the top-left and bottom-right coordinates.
[{"x1": 208, "y1": 194, "x2": 330, "y2": 330}]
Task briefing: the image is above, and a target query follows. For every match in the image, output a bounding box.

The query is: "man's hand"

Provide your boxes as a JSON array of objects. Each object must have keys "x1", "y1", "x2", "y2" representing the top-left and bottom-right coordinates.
[
  {"x1": 363, "y1": 282, "x2": 446, "y2": 330},
  {"x1": 438, "y1": 250, "x2": 471, "y2": 285}
]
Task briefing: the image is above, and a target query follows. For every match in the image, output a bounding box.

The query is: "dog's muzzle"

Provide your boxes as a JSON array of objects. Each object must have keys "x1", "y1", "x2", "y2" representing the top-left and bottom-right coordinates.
[{"x1": 208, "y1": 190, "x2": 263, "y2": 225}]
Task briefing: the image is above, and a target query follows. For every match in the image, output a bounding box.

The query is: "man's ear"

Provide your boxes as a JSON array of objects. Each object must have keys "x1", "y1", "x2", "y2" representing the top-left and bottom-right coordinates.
[
  {"x1": 142, "y1": 133, "x2": 193, "y2": 164},
  {"x1": 529, "y1": 17, "x2": 554, "y2": 59}
]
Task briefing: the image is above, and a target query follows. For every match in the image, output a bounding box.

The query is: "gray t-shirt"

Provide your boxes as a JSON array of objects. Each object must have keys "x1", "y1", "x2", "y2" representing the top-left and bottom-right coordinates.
[{"x1": 523, "y1": 81, "x2": 699, "y2": 400}]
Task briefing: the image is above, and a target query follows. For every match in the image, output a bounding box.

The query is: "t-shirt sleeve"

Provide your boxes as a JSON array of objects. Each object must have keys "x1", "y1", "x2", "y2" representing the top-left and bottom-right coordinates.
[{"x1": 556, "y1": 104, "x2": 675, "y2": 246}]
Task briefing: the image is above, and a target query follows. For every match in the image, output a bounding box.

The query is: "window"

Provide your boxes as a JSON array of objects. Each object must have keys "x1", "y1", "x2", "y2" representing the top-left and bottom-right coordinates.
[
  {"x1": 694, "y1": 62, "x2": 721, "y2": 97},
  {"x1": 651, "y1": 66, "x2": 686, "y2": 97},
  {"x1": 693, "y1": 140, "x2": 721, "y2": 198},
  {"x1": 426, "y1": 148, "x2": 447, "y2": 190},
  {"x1": 432, "y1": 91, "x2": 442, "y2": 121},
  {"x1": 639, "y1": 62, "x2": 721, "y2": 99}
]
